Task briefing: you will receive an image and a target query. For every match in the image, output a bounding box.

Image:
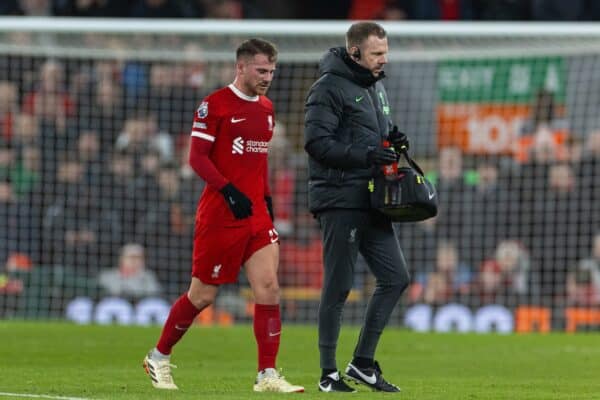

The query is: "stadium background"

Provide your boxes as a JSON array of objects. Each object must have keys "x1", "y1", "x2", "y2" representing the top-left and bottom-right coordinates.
[{"x1": 0, "y1": 0, "x2": 599, "y2": 336}]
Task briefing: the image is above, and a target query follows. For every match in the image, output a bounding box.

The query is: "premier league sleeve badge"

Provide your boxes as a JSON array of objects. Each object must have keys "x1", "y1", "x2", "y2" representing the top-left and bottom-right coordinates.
[{"x1": 197, "y1": 101, "x2": 208, "y2": 119}]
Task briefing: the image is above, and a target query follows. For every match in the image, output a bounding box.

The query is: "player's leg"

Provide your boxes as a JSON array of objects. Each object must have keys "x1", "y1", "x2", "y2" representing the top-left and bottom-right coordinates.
[
  {"x1": 345, "y1": 213, "x2": 409, "y2": 392},
  {"x1": 315, "y1": 209, "x2": 364, "y2": 392},
  {"x1": 144, "y1": 278, "x2": 218, "y2": 390},
  {"x1": 245, "y1": 238, "x2": 303, "y2": 393}
]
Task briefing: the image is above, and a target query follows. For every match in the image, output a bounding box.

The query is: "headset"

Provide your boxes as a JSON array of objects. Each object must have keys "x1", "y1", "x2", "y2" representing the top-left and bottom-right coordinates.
[{"x1": 351, "y1": 47, "x2": 361, "y2": 61}]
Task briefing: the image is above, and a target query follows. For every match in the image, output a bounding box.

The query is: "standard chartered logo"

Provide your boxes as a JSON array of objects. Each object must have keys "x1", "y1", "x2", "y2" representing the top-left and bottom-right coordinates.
[
  {"x1": 232, "y1": 136, "x2": 244, "y2": 154},
  {"x1": 232, "y1": 136, "x2": 268, "y2": 155}
]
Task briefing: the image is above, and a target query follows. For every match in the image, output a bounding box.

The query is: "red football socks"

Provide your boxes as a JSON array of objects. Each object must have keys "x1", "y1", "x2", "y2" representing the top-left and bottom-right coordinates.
[
  {"x1": 156, "y1": 294, "x2": 202, "y2": 355},
  {"x1": 253, "y1": 303, "x2": 281, "y2": 371}
]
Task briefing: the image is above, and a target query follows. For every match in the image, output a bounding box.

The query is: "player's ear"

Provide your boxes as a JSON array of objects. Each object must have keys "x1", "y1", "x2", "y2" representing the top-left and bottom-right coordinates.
[{"x1": 349, "y1": 47, "x2": 361, "y2": 61}]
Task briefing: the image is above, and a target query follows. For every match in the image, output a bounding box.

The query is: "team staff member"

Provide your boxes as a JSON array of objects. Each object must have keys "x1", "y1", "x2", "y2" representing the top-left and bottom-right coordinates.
[
  {"x1": 143, "y1": 38, "x2": 304, "y2": 394},
  {"x1": 304, "y1": 22, "x2": 410, "y2": 393}
]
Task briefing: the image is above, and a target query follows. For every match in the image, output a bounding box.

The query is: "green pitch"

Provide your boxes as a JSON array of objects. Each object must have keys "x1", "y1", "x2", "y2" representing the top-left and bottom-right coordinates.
[{"x1": 1, "y1": 322, "x2": 599, "y2": 400}]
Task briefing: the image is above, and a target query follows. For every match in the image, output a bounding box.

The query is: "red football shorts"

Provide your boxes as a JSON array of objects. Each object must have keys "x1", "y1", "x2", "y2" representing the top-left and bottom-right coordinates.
[{"x1": 192, "y1": 218, "x2": 279, "y2": 285}]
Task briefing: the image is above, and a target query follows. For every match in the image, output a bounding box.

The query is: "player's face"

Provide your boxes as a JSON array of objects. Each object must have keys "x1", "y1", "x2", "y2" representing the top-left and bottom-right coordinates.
[
  {"x1": 356, "y1": 35, "x2": 388, "y2": 78},
  {"x1": 237, "y1": 54, "x2": 276, "y2": 96}
]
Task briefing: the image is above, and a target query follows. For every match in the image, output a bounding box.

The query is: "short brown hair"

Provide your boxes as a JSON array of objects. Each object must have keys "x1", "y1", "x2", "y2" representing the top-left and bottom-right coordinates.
[
  {"x1": 236, "y1": 38, "x2": 278, "y2": 63},
  {"x1": 346, "y1": 21, "x2": 387, "y2": 48}
]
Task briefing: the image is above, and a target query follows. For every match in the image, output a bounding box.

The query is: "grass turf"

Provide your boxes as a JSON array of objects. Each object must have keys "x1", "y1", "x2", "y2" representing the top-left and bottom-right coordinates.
[{"x1": 0, "y1": 322, "x2": 599, "y2": 399}]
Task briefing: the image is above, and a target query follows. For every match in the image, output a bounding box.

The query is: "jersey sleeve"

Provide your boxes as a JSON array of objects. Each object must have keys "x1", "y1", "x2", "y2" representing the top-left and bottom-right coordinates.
[
  {"x1": 188, "y1": 98, "x2": 228, "y2": 190},
  {"x1": 190, "y1": 99, "x2": 220, "y2": 143}
]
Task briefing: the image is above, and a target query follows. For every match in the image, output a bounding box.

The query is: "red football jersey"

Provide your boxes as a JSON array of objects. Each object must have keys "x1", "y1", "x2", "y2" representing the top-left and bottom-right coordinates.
[{"x1": 191, "y1": 84, "x2": 275, "y2": 225}]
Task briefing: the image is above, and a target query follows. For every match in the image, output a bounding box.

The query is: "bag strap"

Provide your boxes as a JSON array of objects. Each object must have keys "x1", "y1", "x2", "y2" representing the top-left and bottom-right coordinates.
[{"x1": 399, "y1": 150, "x2": 425, "y2": 176}]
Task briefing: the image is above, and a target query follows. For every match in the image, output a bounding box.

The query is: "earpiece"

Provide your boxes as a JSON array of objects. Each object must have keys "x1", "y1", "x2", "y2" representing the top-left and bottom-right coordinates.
[{"x1": 352, "y1": 48, "x2": 361, "y2": 61}]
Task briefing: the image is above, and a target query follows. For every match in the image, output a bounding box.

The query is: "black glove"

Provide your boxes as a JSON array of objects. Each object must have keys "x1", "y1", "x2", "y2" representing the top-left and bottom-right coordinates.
[
  {"x1": 389, "y1": 125, "x2": 409, "y2": 153},
  {"x1": 265, "y1": 196, "x2": 274, "y2": 221},
  {"x1": 220, "y1": 183, "x2": 253, "y2": 219},
  {"x1": 367, "y1": 147, "x2": 398, "y2": 166}
]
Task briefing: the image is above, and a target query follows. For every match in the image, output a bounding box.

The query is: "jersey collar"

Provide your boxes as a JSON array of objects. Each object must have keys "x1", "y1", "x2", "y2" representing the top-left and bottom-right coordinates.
[{"x1": 228, "y1": 83, "x2": 259, "y2": 102}]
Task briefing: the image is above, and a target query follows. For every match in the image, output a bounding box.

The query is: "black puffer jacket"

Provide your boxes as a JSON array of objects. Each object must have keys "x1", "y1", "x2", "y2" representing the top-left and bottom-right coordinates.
[{"x1": 304, "y1": 47, "x2": 393, "y2": 214}]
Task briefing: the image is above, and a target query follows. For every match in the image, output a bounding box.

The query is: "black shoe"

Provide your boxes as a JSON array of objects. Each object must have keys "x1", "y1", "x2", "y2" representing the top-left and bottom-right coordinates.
[
  {"x1": 345, "y1": 361, "x2": 400, "y2": 392},
  {"x1": 318, "y1": 371, "x2": 356, "y2": 392}
]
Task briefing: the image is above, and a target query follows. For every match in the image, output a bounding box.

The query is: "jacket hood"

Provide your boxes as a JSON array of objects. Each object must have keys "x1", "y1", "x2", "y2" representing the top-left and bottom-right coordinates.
[{"x1": 318, "y1": 47, "x2": 385, "y2": 87}]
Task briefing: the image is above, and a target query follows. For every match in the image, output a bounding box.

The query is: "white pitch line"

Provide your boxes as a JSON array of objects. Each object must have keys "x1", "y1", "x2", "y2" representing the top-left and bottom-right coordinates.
[{"x1": 0, "y1": 392, "x2": 93, "y2": 400}]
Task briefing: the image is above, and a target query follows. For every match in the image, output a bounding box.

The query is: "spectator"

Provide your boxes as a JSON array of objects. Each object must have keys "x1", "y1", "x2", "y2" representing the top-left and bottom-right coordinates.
[
  {"x1": 76, "y1": 130, "x2": 103, "y2": 186},
  {"x1": 12, "y1": 145, "x2": 41, "y2": 198},
  {"x1": 516, "y1": 89, "x2": 570, "y2": 163},
  {"x1": 98, "y1": 243, "x2": 161, "y2": 299},
  {"x1": 22, "y1": 60, "x2": 75, "y2": 134},
  {"x1": 12, "y1": 114, "x2": 40, "y2": 148},
  {"x1": 566, "y1": 259, "x2": 600, "y2": 307},
  {"x1": 434, "y1": 146, "x2": 473, "y2": 258},
  {"x1": 466, "y1": 157, "x2": 516, "y2": 267},
  {"x1": 0, "y1": 176, "x2": 40, "y2": 267},
  {"x1": 526, "y1": 163, "x2": 583, "y2": 302},
  {"x1": 0, "y1": 81, "x2": 19, "y2": 142},
  {"x1": 409, "y1": 239, "x2": 472, "y2": 305},
  {"x1": 84, "y1": 77, "x2": 125, "y2": 155},
  {"x1": 0, "y1": 138, "x2": 16, "y2": 183},
  {"x1": 566, "y1": 232, "x2": 600, "y2": 306},
  {"x1": 115, "y1": 113, "x2": 173, "y2": 160},
  {"x1": 98, "y1": 148, "x2": 136, "y2": 244},
  {"x1": 473, "y1": 240, "x2": 532, "y2": 306},
  {"x1": 136, "y1": 163, "x2": 193, "y2": 296}
]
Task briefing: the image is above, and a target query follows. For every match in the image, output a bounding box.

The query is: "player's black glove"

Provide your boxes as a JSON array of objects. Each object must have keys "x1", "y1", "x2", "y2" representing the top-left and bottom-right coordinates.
[
  {"x1": 220, "y1": 183, "x2": 253, "y2": 219},
  {"x1": 367, "y1": 147, "x2": 398, "y2": 166},
  {"x1": 389, "y1": 125, "x2": 409, "y2": 153},
  {"x1": 265, "y1": 196, "x2": 274, "y2": 221}
]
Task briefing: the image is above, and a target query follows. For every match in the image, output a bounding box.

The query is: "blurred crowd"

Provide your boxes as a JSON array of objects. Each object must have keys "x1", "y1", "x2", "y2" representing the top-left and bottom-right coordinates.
[
  {"x1": 0, "y1": 49, "x2": 598, "y2": 320},
  {"x1": 1, "y1": 0, "x2": 600, "y2": 21}
]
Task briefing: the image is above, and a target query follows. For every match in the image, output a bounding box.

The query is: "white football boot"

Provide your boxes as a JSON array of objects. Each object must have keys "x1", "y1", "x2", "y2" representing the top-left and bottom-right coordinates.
[
  {"x1": 143, "y1": 350, "x2": 178, "y2": 390},
  {"x1": 253, "y1": 368, "x2": 305, "y2": 393}
]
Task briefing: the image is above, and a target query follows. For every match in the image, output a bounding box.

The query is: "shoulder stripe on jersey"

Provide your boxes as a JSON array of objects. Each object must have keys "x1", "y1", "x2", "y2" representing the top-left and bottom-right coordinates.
[
  {"x1": 193, "y1": 121, "x2": 207, "y2": 129},
  {"x1": 191, "y1": 132, "x2": 215, "y2": 142}
]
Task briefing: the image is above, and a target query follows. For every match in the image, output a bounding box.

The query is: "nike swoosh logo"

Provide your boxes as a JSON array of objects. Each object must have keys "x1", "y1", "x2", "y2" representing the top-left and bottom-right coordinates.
[
  {"x1": 349, "y1": 365, "x2": 377, "y2": 384},
  {"x1": 231, "y1": 117, "x2": 246, "y2": 123},
  {"x1": 428, "y1": 191, "x2": 435, "y2": 200},
  {"x1": 355, "y1": 96, "x2": 363, "y2": 102},
  {"x1": 175, "y1": 324, "x2": 189, "y2": 331},
  {"x1": 319, "y1": 383, "x2": 332, "y2": 392},
  {"x1": 268, "y1": 331, "x2": 281, "y2": 337}
]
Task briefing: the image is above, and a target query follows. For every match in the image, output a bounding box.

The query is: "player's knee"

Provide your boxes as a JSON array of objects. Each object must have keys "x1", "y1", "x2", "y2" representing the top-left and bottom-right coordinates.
[
  {"x1": 187, "y1": 290, "x2": 216, "y2": 309},
  {"x1": 261, "y1": 277, "x2": 280, "y2": 296},
  {"x1": 254, "y1": 277, "x2": 280, "y2": 302}
]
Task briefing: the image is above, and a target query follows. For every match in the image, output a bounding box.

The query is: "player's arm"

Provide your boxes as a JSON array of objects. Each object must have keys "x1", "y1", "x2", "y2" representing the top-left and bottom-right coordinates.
[
  {"x1": 264, "y1": 165, "x2": 274, "y2": 221},
  {"x1": 189, "y1": 106, "x2": 252, "y2": 219}
]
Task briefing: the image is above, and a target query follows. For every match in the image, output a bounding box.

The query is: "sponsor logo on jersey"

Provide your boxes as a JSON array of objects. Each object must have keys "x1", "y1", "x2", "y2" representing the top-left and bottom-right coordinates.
[
  {"x1": 232, "y1": 136, "x2": 244, "y2": 154},
  {"x1": 197, "y1": 101, "x2": 208, "y2": 119},
  {"x1": 231, "y1": 136, "x2": 269, "y2": 155}
]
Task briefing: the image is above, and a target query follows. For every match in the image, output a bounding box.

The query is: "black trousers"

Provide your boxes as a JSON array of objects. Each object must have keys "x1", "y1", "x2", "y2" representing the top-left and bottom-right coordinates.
[{"x1": 316, "y1": 209, "x2": 410, "y2": 370}]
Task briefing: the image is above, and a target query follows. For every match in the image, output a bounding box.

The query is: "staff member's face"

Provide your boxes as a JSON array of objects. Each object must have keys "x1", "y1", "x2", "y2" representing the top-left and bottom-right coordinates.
[
  {"x1": 352, "y1": 35, "x2": 388, "y2": 78},
  {"x1": 236, "y1": 54, "x2": 276, "y2": 96}
]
